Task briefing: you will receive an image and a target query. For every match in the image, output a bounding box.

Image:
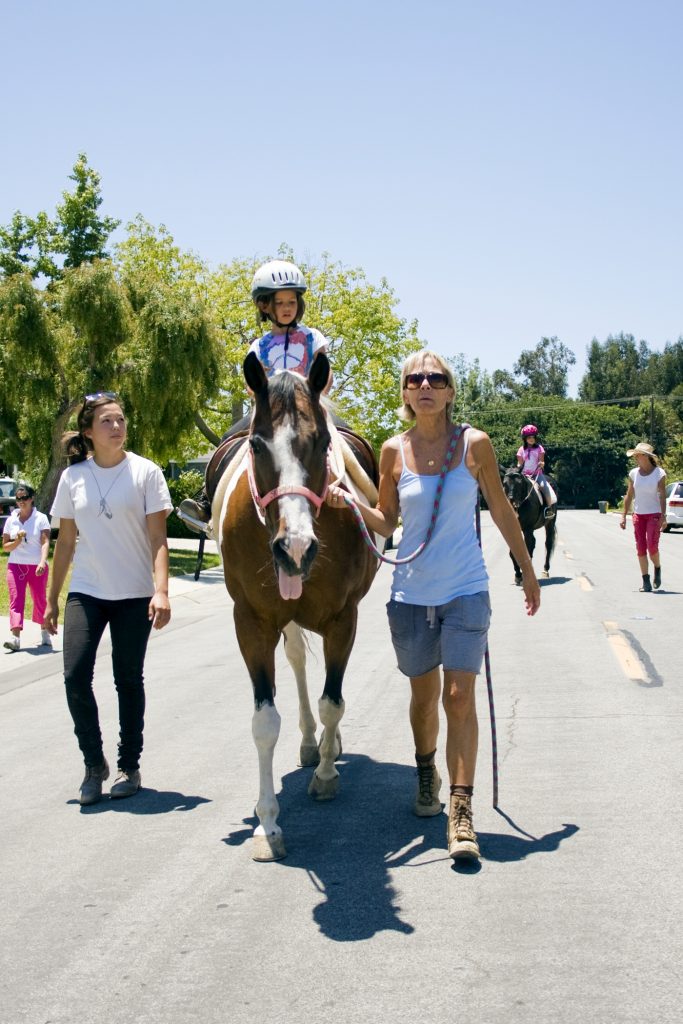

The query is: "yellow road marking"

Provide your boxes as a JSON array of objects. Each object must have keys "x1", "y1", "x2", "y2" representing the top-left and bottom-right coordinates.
[
  {"x1": 603, "y1": 621, "x2": 647, "y2": 682},
  {"x1": 563, "y1": 549, "x2": 575, "y2": 560},
  {"x1": 577, "y1": 575, "x2": 593, "y2": 591}
]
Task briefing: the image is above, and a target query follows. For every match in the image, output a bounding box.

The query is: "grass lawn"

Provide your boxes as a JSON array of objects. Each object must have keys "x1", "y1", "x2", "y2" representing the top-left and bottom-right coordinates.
[{"x1": 0, "y1": 547, "x2": 220, "y2": 618}]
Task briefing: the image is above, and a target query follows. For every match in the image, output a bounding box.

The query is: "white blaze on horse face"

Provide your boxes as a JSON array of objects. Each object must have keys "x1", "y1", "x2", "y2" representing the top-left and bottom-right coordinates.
[{"x1": 269, "y1": 419, "x2": 316, "y2": 568}]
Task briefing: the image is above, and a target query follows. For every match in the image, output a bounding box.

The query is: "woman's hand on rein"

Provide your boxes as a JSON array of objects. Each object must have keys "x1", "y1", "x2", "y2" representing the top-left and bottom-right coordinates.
[{"x1": 326, "y1": 484, "x2": 348, "y2": 510}]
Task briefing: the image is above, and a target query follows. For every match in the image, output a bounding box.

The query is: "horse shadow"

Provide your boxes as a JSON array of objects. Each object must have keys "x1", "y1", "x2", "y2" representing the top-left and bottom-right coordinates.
[
  {"x1": 222, "y1": 754, "x2": 578, "y2": 941},
  {"x1": 539, "y1": 575, "x2": 572, "y2": 587}
]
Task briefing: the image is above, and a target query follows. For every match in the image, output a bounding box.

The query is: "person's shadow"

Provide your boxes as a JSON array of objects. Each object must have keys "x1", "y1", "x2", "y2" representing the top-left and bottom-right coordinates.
[
  {"x1": 223, "y1": 754, "x2": 578, "y2": 941},
  {"x1": 70, "y1": 789, "x2": 211, "y2": 814}
]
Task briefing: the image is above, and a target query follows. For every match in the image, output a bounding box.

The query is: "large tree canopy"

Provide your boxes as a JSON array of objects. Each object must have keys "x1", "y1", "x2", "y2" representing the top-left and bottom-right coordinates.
[
  {"x1": 0, "y1": 158, "x2": 222, "y2": 505},
  {"x1": 513, "y1": 336, "x2": 576, "y2": 397}
]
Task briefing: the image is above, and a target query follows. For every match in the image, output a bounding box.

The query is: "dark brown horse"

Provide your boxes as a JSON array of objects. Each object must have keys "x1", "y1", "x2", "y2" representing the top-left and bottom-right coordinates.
[
  {"x1": 217, "y1": 352, "x2": 378, "y2": 861},
  {"x1": 502, "y1": 466, "x2": 558, "y2": 584}
]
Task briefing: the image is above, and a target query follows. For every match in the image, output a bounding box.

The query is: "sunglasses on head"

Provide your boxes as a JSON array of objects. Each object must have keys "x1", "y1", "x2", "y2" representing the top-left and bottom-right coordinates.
[
  {"x1": 404, "y1": 372, "x2": 450, "y2": 390},
  {"x1": 84, "y1": 390, "x2": 118, "y2": 403}
]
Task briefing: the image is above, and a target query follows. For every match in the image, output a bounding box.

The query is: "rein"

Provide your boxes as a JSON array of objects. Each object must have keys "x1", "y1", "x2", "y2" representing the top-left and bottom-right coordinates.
[{"x1": 342, "y1": 425, "x2": 464, "y2": 566}]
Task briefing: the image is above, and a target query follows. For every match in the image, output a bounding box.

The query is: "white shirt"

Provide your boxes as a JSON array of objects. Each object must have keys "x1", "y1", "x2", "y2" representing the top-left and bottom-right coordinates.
[
  {"x1": 51, "y1": 452, "x2": 172, "y2": 600},
  {"x1": 629, "y1": 465, "x2": 666, "y2": 515},
  {"x1": 3, "y1": 508, "x2": 51, "y2": 565}
]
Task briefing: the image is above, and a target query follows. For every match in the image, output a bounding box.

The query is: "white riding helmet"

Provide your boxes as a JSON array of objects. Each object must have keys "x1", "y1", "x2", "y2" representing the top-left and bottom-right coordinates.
[{"x1": 251, "y1": 260, "x2": 307, "y2": 301}]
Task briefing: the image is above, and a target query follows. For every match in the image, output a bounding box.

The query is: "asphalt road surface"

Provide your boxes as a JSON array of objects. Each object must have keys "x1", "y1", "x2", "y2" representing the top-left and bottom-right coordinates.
[{"x1": 1, "y1": 511, "x2": 681, "y2": 1024}]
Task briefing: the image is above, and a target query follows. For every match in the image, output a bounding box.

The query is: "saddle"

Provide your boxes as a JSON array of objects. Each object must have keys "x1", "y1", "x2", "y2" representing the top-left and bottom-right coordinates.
[{"x1": 205, "y1": 431, "x2": 250, "y2": 505}]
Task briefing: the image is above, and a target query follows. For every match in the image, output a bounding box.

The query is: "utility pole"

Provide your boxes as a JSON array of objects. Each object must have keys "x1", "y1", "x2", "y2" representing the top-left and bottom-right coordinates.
[{"x1": 650, "y1": 395, "x2": 654, "y2": 445}]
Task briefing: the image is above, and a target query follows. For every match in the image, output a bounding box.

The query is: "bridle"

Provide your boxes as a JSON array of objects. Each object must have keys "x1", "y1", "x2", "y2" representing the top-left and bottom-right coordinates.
[
  {"x1": 504, "y1": 469, "x2": 535, "y2": 511},
  {"x1": 247, "y1": 448, "x2": 330, "y2": 522}
]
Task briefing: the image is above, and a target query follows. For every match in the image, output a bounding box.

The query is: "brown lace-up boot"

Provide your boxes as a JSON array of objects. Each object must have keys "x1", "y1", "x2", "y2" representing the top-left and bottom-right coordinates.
[
  {"x1": 447, "y1": 792, "x2": 480, "y2": 860},
  {"x1": 414, "y1": 762, "x2": 442, "y2": 817}
]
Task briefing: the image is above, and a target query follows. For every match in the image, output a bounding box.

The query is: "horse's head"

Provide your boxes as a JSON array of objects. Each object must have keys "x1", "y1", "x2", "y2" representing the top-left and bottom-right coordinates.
[
  {"x1": 502, "y1": 466, "x2": 529, "y2": 511},
  {"x1": 244, "y1": 352, "x2": 331, "y2": 600}
]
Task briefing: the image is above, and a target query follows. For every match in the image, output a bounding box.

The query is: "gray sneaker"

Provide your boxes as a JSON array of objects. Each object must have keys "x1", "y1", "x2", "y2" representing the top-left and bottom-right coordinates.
[
  {"x1": 414, "y1": 763, "x2": 443, "y2": 817},
  {"x1": 110, "y1": 768, "x2": 141, "y2": 799},
  {"x1": 448, "y1": 793, "x2": 480, "y2": 860},
  {"x1": 79, "y1": 759, "x2": 110, "y2": 806}
]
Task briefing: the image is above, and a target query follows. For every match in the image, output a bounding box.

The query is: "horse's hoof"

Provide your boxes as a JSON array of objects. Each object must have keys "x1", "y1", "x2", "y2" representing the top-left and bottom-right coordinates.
[
  {"x1": 298, "y1": 743, "x2": 320, "y2": 768},
  {"x1": 515, "y1": 576, "x2": 523, "y2": 587},
  {"x1": 308, "y1": 771, "x2": 339, "y2": 800},
  {"x1": 252, "y1": 833, "x2": 287, "y2": 862},
  {"x1": 542, "y1": 570, "x2": 550, "y2": 578}
]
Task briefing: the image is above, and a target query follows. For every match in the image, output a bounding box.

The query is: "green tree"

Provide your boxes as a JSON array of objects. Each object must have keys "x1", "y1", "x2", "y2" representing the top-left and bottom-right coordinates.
[
  {"x1": 513, "y1": 336, "x2": 576, "y2": 397},
  {"x1": 0, "y1": 163, "x2": 222, "y2": 505},
  {"x1": 578, "y1": 333, "x2": 652, "y2": 401}
]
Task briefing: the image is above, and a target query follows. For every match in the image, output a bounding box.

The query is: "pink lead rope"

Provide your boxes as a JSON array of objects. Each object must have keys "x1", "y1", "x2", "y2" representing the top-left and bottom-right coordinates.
[{"x1": 341, "y1": 425, "x2": 463, "y2": 565}]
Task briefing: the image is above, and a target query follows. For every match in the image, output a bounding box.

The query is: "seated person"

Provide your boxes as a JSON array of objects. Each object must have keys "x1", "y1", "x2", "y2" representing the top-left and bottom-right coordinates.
[
  {"x1": 179, "y1": 260, "x2": 332, "y2": 532},
  {"x1": 516, "y1": 424, "x2": 558, "y2": 518}
]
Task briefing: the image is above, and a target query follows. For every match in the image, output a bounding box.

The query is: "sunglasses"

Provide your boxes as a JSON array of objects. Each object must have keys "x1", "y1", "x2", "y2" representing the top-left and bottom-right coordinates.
[
  {"x1": 15, "y1": 495, "x2": 31, "y2": 502},
  {"x1": 404, "y1": 372, "x2": 450, "y2": 390},
  {"x1": 84, "y1": 391, "x2": 118, "y2": 403}
]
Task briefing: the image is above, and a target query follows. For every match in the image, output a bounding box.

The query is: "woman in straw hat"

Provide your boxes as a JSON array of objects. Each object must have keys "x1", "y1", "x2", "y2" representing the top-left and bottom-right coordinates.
[{"x1": 620, "y1": 442, "x2": 667, "y2": 592}]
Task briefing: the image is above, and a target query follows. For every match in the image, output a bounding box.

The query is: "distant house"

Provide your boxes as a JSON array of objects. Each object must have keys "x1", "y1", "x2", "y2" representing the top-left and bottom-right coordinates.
[{"x1": 166, "y1": 453, "x2": 213, "y2": 481}]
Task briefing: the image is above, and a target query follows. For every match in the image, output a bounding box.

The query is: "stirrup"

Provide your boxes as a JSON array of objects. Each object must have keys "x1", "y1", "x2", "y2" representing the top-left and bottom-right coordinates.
[
  {"x1": 543, "y1": 506, "x2": 556, "y2": 520},
  {"x1": 175, "y1": 505, "x2": 213, "y2": 538}
]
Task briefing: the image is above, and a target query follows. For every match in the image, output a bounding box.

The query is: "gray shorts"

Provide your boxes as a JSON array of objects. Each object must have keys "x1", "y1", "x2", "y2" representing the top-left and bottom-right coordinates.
[{"x1": 386, "y1": 591, "x2": 491, "y2": 678}]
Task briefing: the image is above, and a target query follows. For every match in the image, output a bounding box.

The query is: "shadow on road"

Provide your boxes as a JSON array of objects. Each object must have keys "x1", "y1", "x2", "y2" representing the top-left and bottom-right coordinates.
[
  {"x1": 221, "y1": 753, "x2": 579, "y2": 941},
  {"x1": 72, "y1": 789, "x2": 212, "y2": 814},
  {"x1": 539, "y1": 576, "x2": 572, "y2": 587}
]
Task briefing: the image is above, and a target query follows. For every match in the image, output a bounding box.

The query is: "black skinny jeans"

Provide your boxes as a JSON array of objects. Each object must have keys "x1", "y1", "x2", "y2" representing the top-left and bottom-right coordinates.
[{"x1": 63, "y1": 593, "x2": 153, "y2": 770}]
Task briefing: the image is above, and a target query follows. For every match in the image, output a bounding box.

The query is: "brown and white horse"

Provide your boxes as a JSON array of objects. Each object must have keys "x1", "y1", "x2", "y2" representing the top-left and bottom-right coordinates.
[{"x1": 216, "y1": 352, "x2": 378, "y2": 861}]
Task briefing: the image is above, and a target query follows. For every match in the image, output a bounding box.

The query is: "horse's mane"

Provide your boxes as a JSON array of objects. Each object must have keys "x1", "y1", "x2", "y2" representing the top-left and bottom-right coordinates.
[{"x1": 265, "y1": 371, "x2": 321, "y2": 428}]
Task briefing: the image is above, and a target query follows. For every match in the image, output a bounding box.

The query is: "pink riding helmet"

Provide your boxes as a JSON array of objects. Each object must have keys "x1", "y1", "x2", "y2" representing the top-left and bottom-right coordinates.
[{"x1": 520, "y1": 424, "x2": 539, "y2": 438}]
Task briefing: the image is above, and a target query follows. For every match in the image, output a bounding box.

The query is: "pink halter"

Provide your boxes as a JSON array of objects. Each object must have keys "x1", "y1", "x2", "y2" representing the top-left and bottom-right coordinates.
[{"x1": 247, "y1": 449, "x2": 330, "y2": 520}]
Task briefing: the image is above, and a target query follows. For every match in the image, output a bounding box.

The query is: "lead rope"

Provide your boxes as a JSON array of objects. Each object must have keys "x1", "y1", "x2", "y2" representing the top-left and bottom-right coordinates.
[
  {"x1": 475, "y1": 500, "x2": 499, "y2": 808},
  {"x1": 341, "y1": 425, "x2": 463, "y2": 565}
]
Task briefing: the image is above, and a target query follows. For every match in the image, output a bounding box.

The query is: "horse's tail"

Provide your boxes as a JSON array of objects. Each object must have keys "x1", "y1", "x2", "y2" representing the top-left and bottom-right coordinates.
[{"x1": 546, "y1": 513, "x2": 558, "y2": 560}]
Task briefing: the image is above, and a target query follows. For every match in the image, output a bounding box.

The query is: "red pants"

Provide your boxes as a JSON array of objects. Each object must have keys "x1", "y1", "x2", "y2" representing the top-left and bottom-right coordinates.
[
  {"x1": 6, "y1": 563, "x2": 48, "y2": 631},
  {"x1": 632, "y1": 513, "x2": 661, "y2": 557}
]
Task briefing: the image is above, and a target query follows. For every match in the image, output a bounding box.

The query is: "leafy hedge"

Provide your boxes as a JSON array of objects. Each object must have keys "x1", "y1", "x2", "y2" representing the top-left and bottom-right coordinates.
[{"x1": 165, "y1": 470, "x2": 204, "y2": 538}]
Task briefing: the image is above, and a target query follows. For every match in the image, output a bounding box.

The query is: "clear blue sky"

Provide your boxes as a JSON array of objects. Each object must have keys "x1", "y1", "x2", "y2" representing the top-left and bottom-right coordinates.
[{"x1": 2, "y1": 0, "x2": 682, "y2": 395}]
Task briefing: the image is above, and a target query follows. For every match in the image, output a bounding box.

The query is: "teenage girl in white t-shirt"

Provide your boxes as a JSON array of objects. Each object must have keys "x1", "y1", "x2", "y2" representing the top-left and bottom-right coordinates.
[{"x1": 44, "y1": 392, "x2": 173, "y2": 806}]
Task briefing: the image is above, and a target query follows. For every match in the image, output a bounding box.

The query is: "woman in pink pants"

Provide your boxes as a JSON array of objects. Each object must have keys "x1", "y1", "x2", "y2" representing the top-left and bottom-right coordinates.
[
  {"x1": 620, "y1": 443, "x2": 667, "y2": 592},
  {"x1": 2, "y1": 484, "x2": 52, "y2": 652}
]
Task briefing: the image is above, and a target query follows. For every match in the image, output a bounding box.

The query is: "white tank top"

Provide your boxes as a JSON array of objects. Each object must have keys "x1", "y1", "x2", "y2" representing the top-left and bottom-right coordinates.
[{"x1": 391, "y1": 427, "x2": 489, "y2": 605}]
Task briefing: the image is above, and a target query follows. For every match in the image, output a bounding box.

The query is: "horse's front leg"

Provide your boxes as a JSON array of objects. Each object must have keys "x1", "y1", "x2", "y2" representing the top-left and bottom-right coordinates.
[
  {"x1": 308, "y1": 612, "x2": 355, "y2": 800},
  {"x1": 252, "y1": 700, "x2": 286, "y2": 861},
  {"x1": 234, "y1": 606, "x2": 286, "y2": 861},
  {"x1": 282, "y1": 622, "x2": 319, "y2": 767},
  {"x1": 509, "y1": 549, "x2": 522, "y2": 586}
]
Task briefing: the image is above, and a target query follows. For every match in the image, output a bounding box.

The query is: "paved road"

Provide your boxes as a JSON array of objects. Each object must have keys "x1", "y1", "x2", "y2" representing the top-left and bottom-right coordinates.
[{"x1": 1, "y1": 513, "x2": 681, "y2": 1024}]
